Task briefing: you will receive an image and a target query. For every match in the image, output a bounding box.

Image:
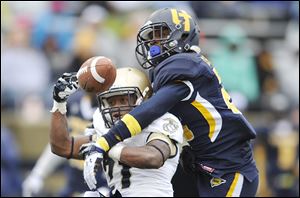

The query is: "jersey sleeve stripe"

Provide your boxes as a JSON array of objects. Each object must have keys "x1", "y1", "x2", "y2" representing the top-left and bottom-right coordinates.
[
  {"x1": 97, "y1": 136, "x2": 110, "y2": 152},
  {"x1": 121, "y1": 114, "x2": 142, "y2": 136},
  {"x1": 180, "y1": 80, "x2": 194, "y2": 101},
  {"x1": 191, "y1": 93, "x2": 222, "y2": 142}
]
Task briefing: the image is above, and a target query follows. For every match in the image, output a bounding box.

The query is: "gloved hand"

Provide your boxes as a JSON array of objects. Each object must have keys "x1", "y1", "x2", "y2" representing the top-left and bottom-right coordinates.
[
  {"x1": 53, "y1": 72, "x2": 78, "y2": 103},
  {"x1": 22, "y1": 173, "x2": 44, "y2": 197},
  {"x1": 79, "y1": 142, "x2": 105, "y2": 190},
  {"x1": 180, "y1": 146, "x2": 197, "y2": 175},
  {"x1": 83, "y1": 190, "x2": 106, "y2": 197}
]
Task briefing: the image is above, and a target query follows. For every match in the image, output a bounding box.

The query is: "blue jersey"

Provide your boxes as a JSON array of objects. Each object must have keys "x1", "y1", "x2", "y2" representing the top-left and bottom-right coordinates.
[
  {"x1": 152, "y1": 52, "x2": 257, "y2": 181},
  {"x1": 103, "y1": 52, "x2": 258, "y2": 182}
]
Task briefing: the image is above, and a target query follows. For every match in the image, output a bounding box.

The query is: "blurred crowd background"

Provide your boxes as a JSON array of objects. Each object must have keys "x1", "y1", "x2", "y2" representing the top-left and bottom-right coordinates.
[{"x1": 1, "y1": 1, "x2": 299, "y2": 197}]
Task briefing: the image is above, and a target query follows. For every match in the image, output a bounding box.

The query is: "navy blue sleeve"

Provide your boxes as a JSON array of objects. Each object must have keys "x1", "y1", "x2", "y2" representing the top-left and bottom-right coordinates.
[
  {"x1": 130, "y1": 81, "x2": 190, "y2": 128},
  {"x1": 152, "y1": 53, "x2": 212, "y2": 91},
  {"x1": 102, "y1": 81, "x2": 190, "y2": 149}
]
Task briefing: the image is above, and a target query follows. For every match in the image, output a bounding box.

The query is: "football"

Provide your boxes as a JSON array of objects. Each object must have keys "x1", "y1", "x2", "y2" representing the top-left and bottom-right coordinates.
[{"x1": 76, "y1": 56, "x2": 116, "y2": 93}]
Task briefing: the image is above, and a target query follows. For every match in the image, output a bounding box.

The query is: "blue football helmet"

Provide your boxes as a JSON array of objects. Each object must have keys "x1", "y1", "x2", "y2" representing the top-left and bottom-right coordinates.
[{"x1": 135, "y1": 8, "x2": 200, "y2": 69}]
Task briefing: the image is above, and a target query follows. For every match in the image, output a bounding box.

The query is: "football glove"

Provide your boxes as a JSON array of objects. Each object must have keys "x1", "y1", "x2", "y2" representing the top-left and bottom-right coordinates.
[
  {"x1": 180, "y1": 146, "x2": 197, "y2": 175},
  {"x1": 53, "y1": 72, "x2": 79, "y2": 103},
  {"x1": 83, "y1": 190, "x2": 106, "y2": 197},
  {"x1": 79, "y1": 142, "x2": 105, "y2": 190}
]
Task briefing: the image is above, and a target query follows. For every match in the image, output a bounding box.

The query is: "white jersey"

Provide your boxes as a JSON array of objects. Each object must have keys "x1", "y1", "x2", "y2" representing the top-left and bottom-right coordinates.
[{"x1": 92, "y1": 109, "x2": 183, "y2": 197}]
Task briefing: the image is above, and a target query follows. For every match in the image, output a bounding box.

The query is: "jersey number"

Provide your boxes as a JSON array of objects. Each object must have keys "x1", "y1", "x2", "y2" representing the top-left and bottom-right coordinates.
[
  {"x1": 201, "y1": 55, "x2": 240, "y2": 114},
  {"x1": 103, "y1": 157, "x2": 132, "y2": 189}
]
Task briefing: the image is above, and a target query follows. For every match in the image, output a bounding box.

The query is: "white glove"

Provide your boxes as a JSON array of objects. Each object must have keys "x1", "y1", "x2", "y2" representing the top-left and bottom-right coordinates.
[
  {"x1": 52, "y1": 72, "x2": 78, "y2": 103},
  {"x1": 84, "y1": 190, "x2": 104, "y2": 197},
  {"x1": 84, "y1": 152, "x2": 103, "y2": 190},
  {"x1": 83, "y1": 187, "x2": 110, "y2": 197},
  {"x1": 51, "y1": 72, "x2": 78, "y2": 114},
  {"x1": 22, "y1": 173, "x2": 44, "y2": 197},
  {"x1": 80, "y1": 143, "x2": 104, "y2": 190}
]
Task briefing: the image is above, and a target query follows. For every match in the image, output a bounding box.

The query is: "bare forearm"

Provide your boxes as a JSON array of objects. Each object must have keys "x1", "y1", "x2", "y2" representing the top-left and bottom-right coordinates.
[
  {"x1": 50, "y1": 111, "x2": 70, "y2": 157},
  {"x1": 72, "y1": 136, "x2": 90, "y2": 159},
  {"x1": 120, "y1": 146, "x2": 162, "y2": 169},
  {"x1": 119, "y1": 139, "x2": 171, "y2": 169},
  {"x1": 50, "y1": 111, "x2": 89, "y2": 159}
]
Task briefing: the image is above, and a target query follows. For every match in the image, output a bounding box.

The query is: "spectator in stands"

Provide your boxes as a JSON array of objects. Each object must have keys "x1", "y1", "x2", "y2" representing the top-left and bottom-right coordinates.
[
  {"x1": 1, "y1": 126, "x2": 23, "y2": 197},
  {"x1": 210, "y1": 24, "x2": 259, "y2": 110}
]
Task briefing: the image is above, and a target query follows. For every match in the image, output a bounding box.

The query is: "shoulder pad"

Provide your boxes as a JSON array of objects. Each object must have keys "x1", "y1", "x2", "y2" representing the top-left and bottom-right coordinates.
[{"x1": 144, "y1": 112, "x2": 183, "y2": 144}]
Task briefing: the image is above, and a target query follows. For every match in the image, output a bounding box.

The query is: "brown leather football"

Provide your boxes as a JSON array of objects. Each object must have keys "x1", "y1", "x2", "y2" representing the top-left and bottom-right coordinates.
[{"x1": 77, "y1": 56, "x2": 116, "y2": 93}]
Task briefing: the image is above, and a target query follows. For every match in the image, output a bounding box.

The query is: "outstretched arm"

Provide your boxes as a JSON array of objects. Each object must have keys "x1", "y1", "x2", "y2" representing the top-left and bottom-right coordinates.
[
  {"x1": 49, "y1": 72, "x2": 91, "y2": 159},
  {"x1": 50, "y1": 111, "x2": 90, "y2": 159},
  {"x1": 97, "y1": 82, "x2": 190, "y2": 152}
]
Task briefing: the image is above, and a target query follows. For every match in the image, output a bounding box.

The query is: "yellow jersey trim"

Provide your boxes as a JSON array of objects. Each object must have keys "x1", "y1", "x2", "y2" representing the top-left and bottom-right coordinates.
[
  {"x1": 96, "y1": 137, "x2": 110, "y2": 152},
  {"x1": 121, "y1": 114, "x2": 142, "y2": 136},
  {"x1": 226, "y1": 173, "x2": 240, "y2": 197}
]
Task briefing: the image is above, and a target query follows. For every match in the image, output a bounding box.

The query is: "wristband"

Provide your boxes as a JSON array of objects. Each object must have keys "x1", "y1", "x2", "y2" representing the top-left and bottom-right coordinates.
[
  {"x1": 67, "y1": 137, "x2": 74, "y2": 159},
  {"x1": 50, "y1": 101, "x2": 67, "y2": 114},
  {"x1": 149, "y1": 144, "x2": 166, "y2": 166},
  {"x1": 108, "y1": 144, "x2": 125, "y2": 161}
]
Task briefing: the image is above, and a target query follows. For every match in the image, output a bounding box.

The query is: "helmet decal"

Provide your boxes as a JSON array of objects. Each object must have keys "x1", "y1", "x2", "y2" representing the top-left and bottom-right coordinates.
[{"x1": 170, "y1": 9, "x2": 192, "y2": 32}]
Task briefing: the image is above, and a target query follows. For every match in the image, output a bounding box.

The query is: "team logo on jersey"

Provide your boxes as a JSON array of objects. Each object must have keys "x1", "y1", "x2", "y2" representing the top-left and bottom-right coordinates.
[
  {"x1": 163, "y1": 118, "x2": 179, "y2": 133},
  {"x1": 210, "y1": 177, "x2": 226, "y2": 188}
]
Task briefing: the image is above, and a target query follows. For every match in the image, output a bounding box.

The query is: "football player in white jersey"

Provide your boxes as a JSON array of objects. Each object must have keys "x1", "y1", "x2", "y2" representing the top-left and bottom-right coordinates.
[{"x1": 50, "y1": 67, "x2": 183, "y2": 197}]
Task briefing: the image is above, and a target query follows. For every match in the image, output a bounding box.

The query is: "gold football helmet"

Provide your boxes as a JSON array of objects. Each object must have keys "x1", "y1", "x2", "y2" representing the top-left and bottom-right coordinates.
[{"x1": 97, "y1": 67, "x2": 152, "y2": 127}]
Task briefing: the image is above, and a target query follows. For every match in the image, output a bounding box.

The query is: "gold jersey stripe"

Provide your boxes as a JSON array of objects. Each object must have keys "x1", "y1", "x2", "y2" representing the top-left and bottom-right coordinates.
[
  {"x1": 191, "y1": 93, "x2": 222, "y2": 142},
  {"x1": 226, "y1": 172, "x2": 244, "y2": 197},
  {"x1": 121, "y1": 114, "x2": 142, "y2": 137},
  {"x1": 191, "y1": 101, "x2": 216, "y2": 140},
  {"x1": 96, "y1": 137, "x2": 110, "y2": 152}
]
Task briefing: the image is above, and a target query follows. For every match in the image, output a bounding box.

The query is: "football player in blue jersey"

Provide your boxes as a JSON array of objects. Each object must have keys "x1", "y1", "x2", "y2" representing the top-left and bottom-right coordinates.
[{"x1": 81, "y1": 8, "x2": 259, "y2": 197}]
